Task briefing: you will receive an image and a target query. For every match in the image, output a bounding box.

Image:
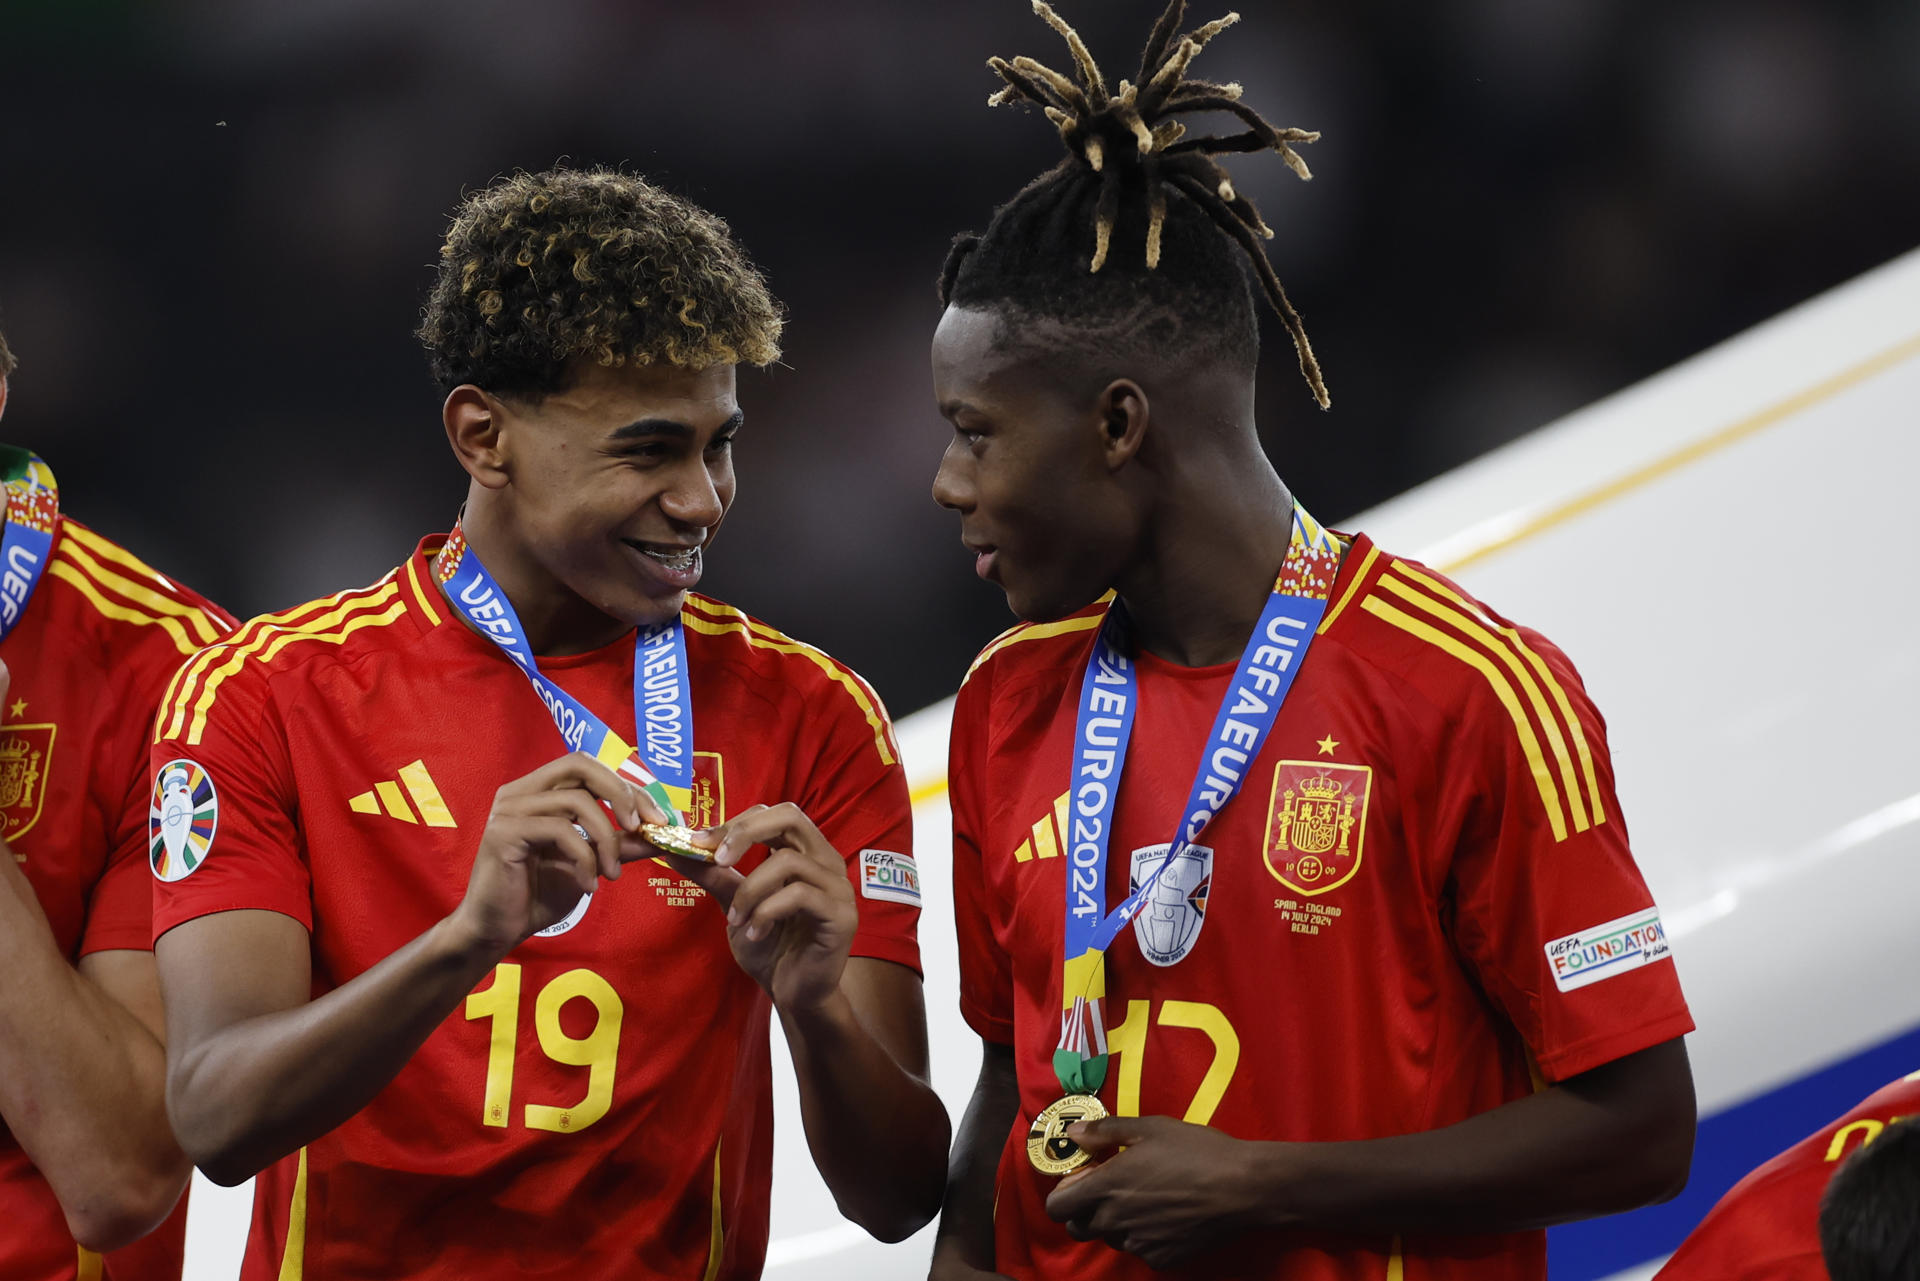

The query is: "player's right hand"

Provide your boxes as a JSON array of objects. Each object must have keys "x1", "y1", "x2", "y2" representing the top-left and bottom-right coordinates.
[{"x1": 449, "y1": 752, "x2": 669, "y2": 956}]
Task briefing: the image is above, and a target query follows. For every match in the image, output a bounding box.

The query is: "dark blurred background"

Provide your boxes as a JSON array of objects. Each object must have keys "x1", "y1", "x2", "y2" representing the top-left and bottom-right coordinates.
[{"x1": 3, "y1": 0, "x2": 1916, "y2": 715}]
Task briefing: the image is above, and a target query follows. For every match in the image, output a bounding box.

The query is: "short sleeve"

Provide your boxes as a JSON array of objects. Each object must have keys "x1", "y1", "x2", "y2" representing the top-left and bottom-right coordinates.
[
  {"x1": 85, "y1": 621, "x2": 238, "y2": 956},
  {"x1": 793, "y1": 670, "x2": 920, "y2": 975},
  {"x1": 1443, "y1": 629, "x2": 1693, "y2": 1082},
  {"x1": 950, "y1": 672, "x2": 1013, "y2": 1045},
  {"x1": 79, "y1": 758, "x2": 162, "y2": 955},
  {"x1": 149, "y1": 659, "x2": 312, "y2": 941}
]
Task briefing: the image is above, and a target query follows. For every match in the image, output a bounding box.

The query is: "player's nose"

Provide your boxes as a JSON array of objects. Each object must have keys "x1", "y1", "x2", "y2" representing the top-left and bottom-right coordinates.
[
  {"x1": 932, "y1": 441, "x2": 974, "y2": 513},
  {"x1": 659, "y1": 459, "x2": 726, "y2": 527}
]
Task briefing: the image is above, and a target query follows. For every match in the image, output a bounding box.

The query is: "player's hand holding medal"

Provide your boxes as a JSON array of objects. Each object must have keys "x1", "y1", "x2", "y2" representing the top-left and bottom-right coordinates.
[
  {"x1": 1045, "y1": 1114, "x2": 1263, "y2": 1269},
  {"x1": 434, "y1": 519, "x2": 860, "y2": 1005},
  {"x1": 436, "y1": 522, "x2": 760, "y2": 945},
  {"x1": 454, "y1": 752, "x2": 681, "y2": 953},
  {"x1": 658, "y1": 804, "x2": 859, "y2": 1014}
]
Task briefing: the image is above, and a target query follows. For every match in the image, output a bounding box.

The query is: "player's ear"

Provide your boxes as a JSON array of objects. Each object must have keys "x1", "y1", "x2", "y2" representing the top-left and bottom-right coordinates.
[
  {"x1": 443, "y1": 385, "x2": 510, "y2": 490},
  {"x1": 1095, "y1": 378, "x2": 1149, "y2": 472}
]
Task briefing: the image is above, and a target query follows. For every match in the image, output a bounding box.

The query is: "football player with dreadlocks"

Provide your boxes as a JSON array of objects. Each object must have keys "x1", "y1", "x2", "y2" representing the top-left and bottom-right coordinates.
[{"x1": 929, "y1": 5, "x2": 1698, "y2": 1278}]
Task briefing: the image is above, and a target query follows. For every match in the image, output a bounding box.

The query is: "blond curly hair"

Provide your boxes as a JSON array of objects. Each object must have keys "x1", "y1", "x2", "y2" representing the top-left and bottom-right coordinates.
[{"x1": 418, "y1": 167, "x2": 783, "y2": 397}]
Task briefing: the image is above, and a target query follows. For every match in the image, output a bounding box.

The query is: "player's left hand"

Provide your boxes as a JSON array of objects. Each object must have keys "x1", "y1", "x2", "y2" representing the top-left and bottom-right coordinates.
[
  {"x1": 1043, "y1": 1114, "x2": 1257, "y2": 1269},
  {"x1": 665, "y1": 803, "x2": 856, "y2": 1015}
]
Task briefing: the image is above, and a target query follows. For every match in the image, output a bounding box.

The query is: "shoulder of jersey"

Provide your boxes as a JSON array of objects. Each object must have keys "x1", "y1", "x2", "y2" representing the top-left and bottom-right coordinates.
[
  {"x1": 152, "y1": 565, "x2": 414, "y2": 747},
  {"x1": 1864, "y1": 1068, "x2": 1920, "y2": 1116},
  {"x1": 959, "y1": 596, "x2": 1111, "y2": 691},
  {"x1": 680, "y1": 593, "x2": 900, "y2": 767},
  {"x1": 1323, "y1": 543, "x2": 1569, "y2": 702},
  {"x1": 1332, "y1": 541, "x2": 1612, "y2": 843},
  {"x1": 48, "y1": 518, "x2": 236, "y2": 661}
]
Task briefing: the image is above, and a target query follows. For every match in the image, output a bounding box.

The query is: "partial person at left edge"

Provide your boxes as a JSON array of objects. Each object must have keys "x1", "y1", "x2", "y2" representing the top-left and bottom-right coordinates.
[{"x1": 0, "y1": 319, "x2": 236, "y2": 1279}]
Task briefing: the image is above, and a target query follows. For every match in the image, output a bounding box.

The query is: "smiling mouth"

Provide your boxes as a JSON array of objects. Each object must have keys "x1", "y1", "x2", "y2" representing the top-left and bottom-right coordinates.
[{"x1": 625, "y1": 540, "x2": 702, "y2": 573}]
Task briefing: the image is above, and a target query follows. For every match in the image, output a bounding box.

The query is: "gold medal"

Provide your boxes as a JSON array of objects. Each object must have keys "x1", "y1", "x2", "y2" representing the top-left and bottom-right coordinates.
[
  {"x1": 640, "y1": 822, "x2": 715, "y2": 862},
  {"x1": 1026, "y1": 1093, "x2": 1108, "y2": 1175}
]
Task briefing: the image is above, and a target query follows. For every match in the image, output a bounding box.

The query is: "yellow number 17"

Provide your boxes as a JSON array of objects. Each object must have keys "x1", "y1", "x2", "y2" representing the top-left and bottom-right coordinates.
[
  {"x1": 464, "y1": 963, "x2": 625, "y2": 1134},
  {"x1": 1104, "y1": 999, "x2": 1241, "y2": 1125}
]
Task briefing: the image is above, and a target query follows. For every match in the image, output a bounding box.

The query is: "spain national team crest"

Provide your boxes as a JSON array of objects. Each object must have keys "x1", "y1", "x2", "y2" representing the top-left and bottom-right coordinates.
[
  {"x1": 0, "y1": 723, "x2": 54, "y2": 845},
  {"x1": 1127, "y1": 843, "x2": 1213, "y2": 967},
  {"x1": 1263, "y1": 760, "x2": 1372, "y2": 896},
  {"x1": 150, "y1": 759, "x2": 218, "y2": 882}
]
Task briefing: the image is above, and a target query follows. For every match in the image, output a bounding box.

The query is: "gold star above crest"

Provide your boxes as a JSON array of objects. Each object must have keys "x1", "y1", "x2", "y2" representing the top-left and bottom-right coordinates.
[
  {"x1": 7, "y1": 699, "x2": 23, "y2": 718},
  {"x1": 1316, "y1": 734, "x2": 1339, "y2": 757}
]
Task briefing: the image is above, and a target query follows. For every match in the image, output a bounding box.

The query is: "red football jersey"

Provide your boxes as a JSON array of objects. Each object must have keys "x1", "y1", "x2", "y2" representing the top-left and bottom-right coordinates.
[
  {"x1": 0, "y1": 515, "x2": 233, "y2": 1281},
  {"x1": 950, "y1": 532, "x2": 1694, "y2": 1281},
  {"x1": 149, "y1": 535, "x2": 920, "y2": 1281},
  {"x1": 1656, "y1": 1071, "x2": 1920, "y2": 1280}
]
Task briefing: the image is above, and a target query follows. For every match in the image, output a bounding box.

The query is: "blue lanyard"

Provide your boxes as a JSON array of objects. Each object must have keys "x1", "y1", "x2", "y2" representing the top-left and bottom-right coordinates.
[
  {"x1": 435, "y1": 525, "x2": 696, "y2": 819},
  {"x1": 0, "y1": 447, "x2": 58, "y2": 644},
  {"x1": 1055, "y1": 503, "x2": 1343, "y2": 1095}
]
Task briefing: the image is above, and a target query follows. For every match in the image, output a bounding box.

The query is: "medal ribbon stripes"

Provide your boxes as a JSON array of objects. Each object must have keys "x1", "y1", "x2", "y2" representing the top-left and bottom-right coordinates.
[
  {"x1": 434, "y1": 523, "x2": 697, "y2": 824},
  {"x1": 1055, "y1": 503, "x2": 1344, "y2": 1097},
  {"x1": 0, "y1": 446, "x2": 58, "y2": 644}
]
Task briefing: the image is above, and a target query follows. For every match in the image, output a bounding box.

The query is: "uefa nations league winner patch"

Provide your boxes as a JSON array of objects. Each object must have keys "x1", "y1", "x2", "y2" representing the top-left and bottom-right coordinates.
[
  {"x1": 859, "y1": 849, "x2": 921, "y2": 907},
  {"x1": 1128, "y1": 843, "x2": 1213, "y2": 967},
  {"x1": 1545, "y1": 908, "x2": 1672, "y2": 992},
  {"x1": 150, "y1": 759, "x2": 218, "y2": 882}
]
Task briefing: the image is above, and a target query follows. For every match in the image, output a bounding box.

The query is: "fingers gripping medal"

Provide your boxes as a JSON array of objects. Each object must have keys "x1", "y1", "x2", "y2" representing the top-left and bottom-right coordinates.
[
  {"x1": 586, "y1": 817, "x2": 713, "y2": 863},
  {"x1": 1027, "y1": 1094, "x2": 1109, "y2": 1176},
  {"x1": 1036, "y1": 504, "x2": 1343, "y2": 1176},
  {"x1": 639, "y1": 822, "x2": 714, "y2": 862}
]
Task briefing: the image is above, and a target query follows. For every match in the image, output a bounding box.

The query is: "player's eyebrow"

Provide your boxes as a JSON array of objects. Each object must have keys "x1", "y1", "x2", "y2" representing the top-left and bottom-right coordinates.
[{"x1": 606, "y1": 410, "x2": 743, "y2": 442}]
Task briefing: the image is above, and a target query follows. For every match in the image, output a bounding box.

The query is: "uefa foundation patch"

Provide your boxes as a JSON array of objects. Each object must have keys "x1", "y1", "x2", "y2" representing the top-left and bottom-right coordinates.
[
  {"x1": 150, "y1": 759, "x2": 217, "y2": 882},
  {"x1": 1545, "y1": 908, "x2": 1672, "y2": 992},
  {"x1": 859, "y1": 849, "x2": 921, "y2": 908}
]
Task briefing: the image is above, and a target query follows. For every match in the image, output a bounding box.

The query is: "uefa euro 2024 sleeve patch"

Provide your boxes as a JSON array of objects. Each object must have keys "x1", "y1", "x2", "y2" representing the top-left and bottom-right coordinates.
[
  {"x1": 150, "y1": 759, "x2": 217, "y2": 882},
  {"x1": 1545, "y1": 908, "x2": 1672, "y2": 992},
  {"x1": 859, "y1": 849, "x2": 921, "y2": 908}
]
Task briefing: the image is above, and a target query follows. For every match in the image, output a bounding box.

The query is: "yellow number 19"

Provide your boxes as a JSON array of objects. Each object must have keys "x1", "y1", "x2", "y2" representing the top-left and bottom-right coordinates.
[{"x1": 464, "y1": 963, "x2": 625, "y2": 1134}]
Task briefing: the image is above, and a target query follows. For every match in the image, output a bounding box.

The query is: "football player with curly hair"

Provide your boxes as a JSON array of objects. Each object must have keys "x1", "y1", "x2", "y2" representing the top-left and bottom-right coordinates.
[{"x1": 151, "y1": 167, "x2": 947, "y2": 1280}]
